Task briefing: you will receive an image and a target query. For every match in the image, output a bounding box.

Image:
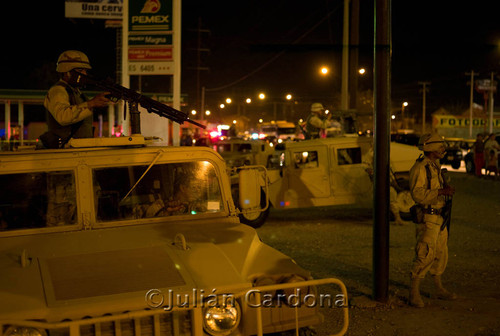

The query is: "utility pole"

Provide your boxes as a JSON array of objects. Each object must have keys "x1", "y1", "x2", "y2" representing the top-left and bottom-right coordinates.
[
  {"x1": 340, "y1": 0, "x2": 350, "y2": 111},
  {"x1": 373, "y1": 0, "x2": 391, "y2": 303},
  {"x1": 489, "y1": 72, "x2": 496, "y2": 134},
  {"x1": 418, "y1": 82, "x2": 430, "y2": 134},
  {"x1": 348, "y1": 0, "x2": 360, "y2": 111},
  {"x1": 466, "y1": 71, "x2": 477, "y2": 138},
  {"x1": 188, "y1": 18, "x2": 210, "y2": 118}
]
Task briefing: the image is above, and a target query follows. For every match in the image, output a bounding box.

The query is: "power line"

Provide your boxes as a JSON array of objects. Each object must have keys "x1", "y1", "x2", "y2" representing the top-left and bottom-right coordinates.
[{"x1": 205, "y1": 3, "x2": 342, "y2": 92}]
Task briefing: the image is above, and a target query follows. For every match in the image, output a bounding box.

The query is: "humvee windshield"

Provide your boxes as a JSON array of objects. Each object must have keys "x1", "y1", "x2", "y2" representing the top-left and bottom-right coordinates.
[
  {"x1": 93, "y1": 161, "x2": 222, "y2": 222},
  {"x1": 0, "y1": 161, "x2": 222, "y2": 232},
  {"x1": 0, "y1": 171, "x2": 77, "y2": 231}
]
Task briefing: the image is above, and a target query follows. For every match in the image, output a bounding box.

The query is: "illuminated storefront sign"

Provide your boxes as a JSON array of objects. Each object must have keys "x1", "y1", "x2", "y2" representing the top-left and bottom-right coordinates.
[{"x1": 433, "y1": 115, "x2": 500, "y2": 129}]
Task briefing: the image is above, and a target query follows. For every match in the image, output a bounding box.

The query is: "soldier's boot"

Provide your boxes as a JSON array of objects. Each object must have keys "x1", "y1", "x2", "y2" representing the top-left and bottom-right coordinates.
[
  {"x1": 433, "y1": 275, "x2": 457, "y2": 300},
  {"x1": 409, "y1": 277, "x2": 425, "y2": 308}
]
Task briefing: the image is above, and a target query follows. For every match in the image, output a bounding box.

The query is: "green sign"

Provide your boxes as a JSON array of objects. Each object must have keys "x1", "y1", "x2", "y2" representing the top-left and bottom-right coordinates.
[
  {"x1": 129, "y1": 34, "x2": 172, "y2": 46},
  {"x1": 129, "y1": 0, "x2": 172, "y2": 32}
]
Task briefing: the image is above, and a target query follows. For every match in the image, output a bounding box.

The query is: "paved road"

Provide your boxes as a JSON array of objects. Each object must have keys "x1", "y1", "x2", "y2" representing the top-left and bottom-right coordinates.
[{"x1": 257, "y1": 170, "x2": 500, "y2": 335}]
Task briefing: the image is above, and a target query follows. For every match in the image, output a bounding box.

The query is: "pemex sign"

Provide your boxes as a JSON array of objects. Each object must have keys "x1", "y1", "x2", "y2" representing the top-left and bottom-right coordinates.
[{"x1": 128, "y1": 0, "x2": 174, "y2": 75}]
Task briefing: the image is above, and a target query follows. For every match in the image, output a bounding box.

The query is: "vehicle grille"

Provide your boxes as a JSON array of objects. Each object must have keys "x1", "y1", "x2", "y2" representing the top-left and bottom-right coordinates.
[{"x1": 46, "y1": 311, "x2": 192, "y2": 336}]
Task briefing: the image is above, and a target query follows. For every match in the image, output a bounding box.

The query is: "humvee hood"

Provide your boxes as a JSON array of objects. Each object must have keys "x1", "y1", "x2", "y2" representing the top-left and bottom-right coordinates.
[{"x1": 0, "y1": 220, "x2": 281, "y2": 320}]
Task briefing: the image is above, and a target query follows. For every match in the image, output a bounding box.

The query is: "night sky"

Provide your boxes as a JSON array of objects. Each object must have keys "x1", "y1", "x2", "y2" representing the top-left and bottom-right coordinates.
[{"x1": 1, "y1": 0, "x2": 500, "y2": 121}]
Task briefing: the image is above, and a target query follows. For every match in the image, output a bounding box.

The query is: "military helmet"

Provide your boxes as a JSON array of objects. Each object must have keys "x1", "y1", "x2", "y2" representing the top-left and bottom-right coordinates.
[
  {"x1": 418, "y1": 133, "x2": 444, "y2": 152},
  {"x1": 56, "y1": 50, "x2": 92, "y2": 73},
  {"x1": 311, "y1": 102, "x2": 325, "y2": 112}
]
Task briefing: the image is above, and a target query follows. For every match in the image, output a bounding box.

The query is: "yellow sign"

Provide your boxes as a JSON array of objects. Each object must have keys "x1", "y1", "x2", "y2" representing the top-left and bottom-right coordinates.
[{"x1": 433, "y1": 115, "x2": 500, "y2": 128}]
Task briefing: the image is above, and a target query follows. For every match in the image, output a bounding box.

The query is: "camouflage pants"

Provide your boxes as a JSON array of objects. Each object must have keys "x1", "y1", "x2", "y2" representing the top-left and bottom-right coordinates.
[{"x1": 411, "y1": 214, "x2": 448, "y2": 279}]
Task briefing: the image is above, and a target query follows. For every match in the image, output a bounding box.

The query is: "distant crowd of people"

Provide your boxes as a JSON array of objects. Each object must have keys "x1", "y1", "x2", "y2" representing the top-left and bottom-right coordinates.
[{"x1": 473, "y1": 133, "x2": 500, "y2": 178}]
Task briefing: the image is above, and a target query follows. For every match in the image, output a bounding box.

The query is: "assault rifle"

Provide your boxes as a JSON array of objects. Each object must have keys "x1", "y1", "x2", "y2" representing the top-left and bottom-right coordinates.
[
  {"x1": 75, "y1": 72, "x2": 206, "y2": 130},
  {"x1": 440, "y1": 168, "x2": 453, "y2": 235}
]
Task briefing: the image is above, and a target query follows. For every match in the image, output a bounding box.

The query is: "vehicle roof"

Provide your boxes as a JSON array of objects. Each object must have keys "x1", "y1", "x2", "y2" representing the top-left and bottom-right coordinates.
[
  {"x1": 444, "y1": 137, "x2": 475, "y2": 142},
  {"x1": 213, "y1": 138, "x2": 267, "y2": 144},
  {"x1": 0, "y1": 144, "x2": 224, "y2": 162},
  {"x1": 283, "y1": 136, "x2": 371, "y2": 148}
]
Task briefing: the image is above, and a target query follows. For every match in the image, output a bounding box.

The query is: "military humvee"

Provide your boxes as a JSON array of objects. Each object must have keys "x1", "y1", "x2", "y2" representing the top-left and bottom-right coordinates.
[
  {"x1": 238, "y1": 136, "x2": 422, "y2": 228},
  {"x1": 212, "y1": 138, "x2": 275, "y2": 168},
  {"x1": 0, "y1": 136, "x2": 348, "y2": 336}
]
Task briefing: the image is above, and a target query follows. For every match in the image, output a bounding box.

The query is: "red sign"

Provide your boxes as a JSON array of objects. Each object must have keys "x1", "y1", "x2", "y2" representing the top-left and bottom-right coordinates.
[{"x1": 128, "y1": 48, "x2": 172, "y2": 60}]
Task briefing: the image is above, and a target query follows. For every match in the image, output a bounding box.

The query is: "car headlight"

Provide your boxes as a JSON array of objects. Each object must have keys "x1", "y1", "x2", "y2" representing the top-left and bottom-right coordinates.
[
  {"x1": 203, "y1": 300, "x2": 241, "y2": 336},
  {"x1": 4, "y1": 326, "x2": 47, "y2": 336}
]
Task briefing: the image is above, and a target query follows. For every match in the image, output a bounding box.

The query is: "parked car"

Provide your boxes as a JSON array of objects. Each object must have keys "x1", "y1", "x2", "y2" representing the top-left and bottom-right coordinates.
[{"x1": 439, "y1": 138, "x2": 475, "y2": 169}]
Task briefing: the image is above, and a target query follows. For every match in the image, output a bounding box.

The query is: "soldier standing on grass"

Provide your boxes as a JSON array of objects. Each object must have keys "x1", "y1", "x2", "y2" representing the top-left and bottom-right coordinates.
[{"x1": 408, "y1": 133, "x2": 457, "y2": 308}]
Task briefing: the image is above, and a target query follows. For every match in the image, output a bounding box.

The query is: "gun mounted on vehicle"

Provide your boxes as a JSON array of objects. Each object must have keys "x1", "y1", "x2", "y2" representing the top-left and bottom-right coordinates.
[{"x1": 75, "y1": 72, "x2": 206, "y2": 135}]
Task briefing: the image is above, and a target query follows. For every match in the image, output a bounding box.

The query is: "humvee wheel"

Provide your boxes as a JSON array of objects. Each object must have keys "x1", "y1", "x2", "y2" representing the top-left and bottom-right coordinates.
[{"x1": 239, "y1": 205, "x2": 270, "y2": 228}]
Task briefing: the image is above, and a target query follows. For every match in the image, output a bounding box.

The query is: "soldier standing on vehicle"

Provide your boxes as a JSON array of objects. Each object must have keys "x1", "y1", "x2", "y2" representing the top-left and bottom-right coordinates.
[
  {"x1": 408, "y1": 133, "x2": 457, "y2": 308},
  {"x1": 304, "y1": 103, "x2": 331, "y2": 139},
  {"x1": 40, "y1": 50, "x2": 110, "y2": 149}
]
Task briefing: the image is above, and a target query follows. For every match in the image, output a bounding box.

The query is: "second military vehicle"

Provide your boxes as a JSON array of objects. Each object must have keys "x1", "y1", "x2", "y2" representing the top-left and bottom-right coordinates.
[{"x1": 237, "y1": 136, "x2": 422, "y2": 228}]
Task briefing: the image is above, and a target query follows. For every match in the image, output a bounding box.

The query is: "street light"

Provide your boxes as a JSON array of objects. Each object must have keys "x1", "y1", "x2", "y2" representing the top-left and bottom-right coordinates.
[
  {"x1": 320, "y1": 66, "x2": 329, "y2": 75},
  {"x1": 401, "y1": 101, "x2": 408, "y2": 129},
  {"x1": 225, "y1": 98, "x2": 232, "y2": 104},
  {"x1": 258, "y1": 93, "x2": 266, "y2": 100},
  {"x1": 246, "y1": 98, "x2": 252, "y2": 104}
]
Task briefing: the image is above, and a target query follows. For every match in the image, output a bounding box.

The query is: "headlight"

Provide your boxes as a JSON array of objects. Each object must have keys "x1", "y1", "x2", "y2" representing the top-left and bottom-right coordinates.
[
  {"x1": 4, "y1": 326, "x2": 47, "y2": 336},
  {"x1": 203, "y1": 300, "x2": 241, "y2": 336}
]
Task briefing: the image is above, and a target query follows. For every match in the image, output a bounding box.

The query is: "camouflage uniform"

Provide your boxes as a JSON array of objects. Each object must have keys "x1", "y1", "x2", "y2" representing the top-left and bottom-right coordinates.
[{"x1": 409, "y1": 156, "x2": 448, "y2": 278}]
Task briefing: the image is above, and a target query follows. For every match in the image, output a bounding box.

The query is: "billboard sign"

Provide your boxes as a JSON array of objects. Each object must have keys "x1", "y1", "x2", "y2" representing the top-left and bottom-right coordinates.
[
  {"x1": 65, "y1": 0, "x2": 123, "y2": 19},
  {"x1": 476, "y1": 79, "x2": 498, "y2": 93},
  {"x1": 433, "y1": 115, "x2": 500, "y2": 129}
]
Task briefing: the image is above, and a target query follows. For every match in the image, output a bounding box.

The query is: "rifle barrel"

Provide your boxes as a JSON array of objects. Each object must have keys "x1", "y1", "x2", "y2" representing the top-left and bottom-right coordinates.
[{"x1": 78, "y1": 73, "x2": 206, "y2": 129}]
